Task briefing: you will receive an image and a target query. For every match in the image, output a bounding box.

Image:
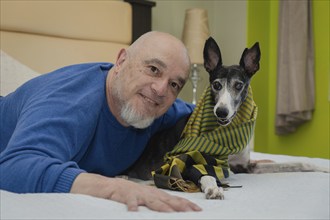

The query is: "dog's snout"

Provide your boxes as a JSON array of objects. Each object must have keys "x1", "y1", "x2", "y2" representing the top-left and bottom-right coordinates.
[{"x1": 216, "y1": 108, "x2": 229, "y2": 118}]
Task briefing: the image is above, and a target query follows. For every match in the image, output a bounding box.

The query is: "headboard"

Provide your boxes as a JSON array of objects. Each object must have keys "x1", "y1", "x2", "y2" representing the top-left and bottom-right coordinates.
[{"x1": 0, "y1": 0, "x2": 133, "y2": 74}]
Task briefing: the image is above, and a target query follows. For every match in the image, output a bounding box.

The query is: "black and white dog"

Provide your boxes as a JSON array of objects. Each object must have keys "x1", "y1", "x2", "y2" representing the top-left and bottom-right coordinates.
[{"x1": 126, "y1": 37, "x2": 329, "y2": 199}]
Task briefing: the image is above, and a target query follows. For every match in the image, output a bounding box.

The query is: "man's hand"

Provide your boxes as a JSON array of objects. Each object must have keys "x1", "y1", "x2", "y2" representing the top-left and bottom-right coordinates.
[{"x1": 70, "y1": 173, "x2": 202, "y2": 212}]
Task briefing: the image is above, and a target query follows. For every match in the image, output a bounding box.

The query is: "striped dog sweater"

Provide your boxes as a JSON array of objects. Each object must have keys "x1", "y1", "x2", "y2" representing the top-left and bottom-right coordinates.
[{"x1": 152, "y1": 85, "x2": 257, "y2": 192}]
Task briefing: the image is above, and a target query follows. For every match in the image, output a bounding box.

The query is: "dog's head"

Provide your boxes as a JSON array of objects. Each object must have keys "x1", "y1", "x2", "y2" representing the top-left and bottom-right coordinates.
[{"x1": 203, "y1": 37, "x2": 261, "y2": 126}]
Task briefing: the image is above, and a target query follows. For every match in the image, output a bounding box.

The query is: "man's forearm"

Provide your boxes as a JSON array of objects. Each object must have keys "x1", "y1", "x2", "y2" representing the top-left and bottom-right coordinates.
[
  {"x1": 70, "y1": 173, "x2": 116, "y2": 199},
  {"x1": 70, "y1": 172, "x2": 202, "y2": 212}
]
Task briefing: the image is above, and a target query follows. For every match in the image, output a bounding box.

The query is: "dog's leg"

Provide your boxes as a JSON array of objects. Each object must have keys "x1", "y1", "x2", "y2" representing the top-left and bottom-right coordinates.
[
  {"x1": 229, "y1": 141, "x2": 329, "y2": 174},
  {"x1": 248, "y1": 161, "x2": 330, "y2": 174},
  {"x1": 229, "y1": 144, "x2": 260, "y2": 173},
  {"x1": 199, "y1": 176, "x2": 224, "y2": 200},
  {"x1": 228, "y1": 142, "x2": 275, "y2": 173}
]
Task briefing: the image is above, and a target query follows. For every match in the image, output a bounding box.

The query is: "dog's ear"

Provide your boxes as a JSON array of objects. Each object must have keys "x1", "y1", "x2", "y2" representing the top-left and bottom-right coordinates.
[
  {"x1": 239, "y1": 42, "x2": 261, "y2": 77},
  {"x1": 203, "y1": 37, "x2": 222, "y2": 73}
]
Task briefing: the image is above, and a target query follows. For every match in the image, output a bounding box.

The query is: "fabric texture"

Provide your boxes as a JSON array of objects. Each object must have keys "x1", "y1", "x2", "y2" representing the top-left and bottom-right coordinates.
[
  {"x1": 0, "y1": 62, "x2": 194, "y2": 194},
  {"x1": 276, "y1": 0, "x2": 315, "y2": 135},
  {"x1": 153, "y1": 86, "x2": 257, "y2": 192},
  {"x1": 2, "y1": 151, "x2": 329, "y2": 219}
]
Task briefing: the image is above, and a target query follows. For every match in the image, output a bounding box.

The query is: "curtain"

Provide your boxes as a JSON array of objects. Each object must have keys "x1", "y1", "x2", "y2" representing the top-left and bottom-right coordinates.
[{"x1": 275, "y1": 0, "x2": 315, "y2": 135}]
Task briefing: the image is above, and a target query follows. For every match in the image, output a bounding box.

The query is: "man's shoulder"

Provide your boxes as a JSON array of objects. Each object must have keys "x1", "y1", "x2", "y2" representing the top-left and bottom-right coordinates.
[
  {"x1": 172, "y1": 98, "x2": 195, "y2": 112},
  {"x1": 35, "y1": 62, "x2": 113, "y2": 91},
  {"x1": 47, "y1": 62, "x2": 113, "y2": 77},
  {"x1": 8, "y1": 62, "x2": 111, "y2": 113},
  {"x1": 152, "y1": 99, "x2": 194, "y2": 131}
]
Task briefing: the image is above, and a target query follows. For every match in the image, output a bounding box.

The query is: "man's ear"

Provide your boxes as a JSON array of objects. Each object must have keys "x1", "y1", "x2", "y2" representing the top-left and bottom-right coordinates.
[
  {"x1": 203, "y1": 37, "x2": 222, "y2": 73},
  {"x1": 239, "y1": 42, "x2": 261, "y2": 77},
  {"x1": 114, "y1": 49, "x2": 127, "y2": 72}
]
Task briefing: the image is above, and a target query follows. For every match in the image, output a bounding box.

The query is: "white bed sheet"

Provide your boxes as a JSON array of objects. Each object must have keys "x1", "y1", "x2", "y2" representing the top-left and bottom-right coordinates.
[{"x1": 1, "y1": 152, "x2": 329, "y2": 220}]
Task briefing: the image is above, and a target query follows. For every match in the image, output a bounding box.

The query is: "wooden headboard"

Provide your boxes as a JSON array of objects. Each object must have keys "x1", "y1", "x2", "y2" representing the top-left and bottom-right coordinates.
[{"x1": 0, "y1": 0, "x2": 155, "y2": 74}]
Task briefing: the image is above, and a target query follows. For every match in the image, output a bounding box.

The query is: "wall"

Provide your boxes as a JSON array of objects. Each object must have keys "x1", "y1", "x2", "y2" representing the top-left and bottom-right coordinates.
[
  {"x1": 151, "y1": 0, "x2": 247, "y2": 103},
  {"x1": 247, "y1": 0, "x2": 329, "y2": 159}
]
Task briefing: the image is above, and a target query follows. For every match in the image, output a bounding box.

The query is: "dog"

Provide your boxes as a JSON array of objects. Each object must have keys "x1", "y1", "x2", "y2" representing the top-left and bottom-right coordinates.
[{"x1": 125, "y1": 37, "x2": 329, "y2": 199}]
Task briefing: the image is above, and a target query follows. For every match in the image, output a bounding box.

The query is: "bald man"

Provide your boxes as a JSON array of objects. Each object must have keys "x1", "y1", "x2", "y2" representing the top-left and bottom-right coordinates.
[{"x1": 0, "y1": 31, "x2": 201, "y2": 212}]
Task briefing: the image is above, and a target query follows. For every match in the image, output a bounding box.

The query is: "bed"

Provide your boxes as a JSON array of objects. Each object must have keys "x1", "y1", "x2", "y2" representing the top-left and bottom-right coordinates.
[
  {"x1": 1, "y1": 152, "x2": 329, "y2": 219},
  {"x1": 1, "y1": 1, "x2": 329, "y2": 219}
]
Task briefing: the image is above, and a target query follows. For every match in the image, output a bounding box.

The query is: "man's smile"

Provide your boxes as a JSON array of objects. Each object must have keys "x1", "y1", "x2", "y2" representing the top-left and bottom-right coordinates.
[{"x1": 139, "y1": 93, "x2": 159, "y2": 106}]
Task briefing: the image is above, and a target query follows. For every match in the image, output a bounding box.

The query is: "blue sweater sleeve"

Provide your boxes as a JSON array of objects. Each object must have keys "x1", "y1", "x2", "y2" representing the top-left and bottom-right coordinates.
[
  {"x1": 0, "y1": 63, "x2": 109, "y2": 193},
  {"x1": 1, "y1": 99, "x2": 89, "y2": 193}
]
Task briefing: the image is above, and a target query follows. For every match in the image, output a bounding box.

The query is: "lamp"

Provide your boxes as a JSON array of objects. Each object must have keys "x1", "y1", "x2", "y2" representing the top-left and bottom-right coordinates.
[{"x1": 182, "y1": 8, "x2": 210, "y2": 104}]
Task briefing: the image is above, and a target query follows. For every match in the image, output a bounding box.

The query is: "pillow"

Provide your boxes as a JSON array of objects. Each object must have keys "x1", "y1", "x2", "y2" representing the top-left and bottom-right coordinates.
[{"x1": 1, "y1": 50, "x2": 40, "y2": 96}]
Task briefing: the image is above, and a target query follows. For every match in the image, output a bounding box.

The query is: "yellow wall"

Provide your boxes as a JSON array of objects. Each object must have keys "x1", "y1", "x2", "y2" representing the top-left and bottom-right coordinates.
[{"x1": 247, "y1": 0, "x2": 329, "y2": 159}]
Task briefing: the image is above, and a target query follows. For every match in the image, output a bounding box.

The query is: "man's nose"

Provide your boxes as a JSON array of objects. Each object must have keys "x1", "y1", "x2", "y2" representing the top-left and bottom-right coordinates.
[{"x1": 151, "y1": 79, "x2": 168, "y2": 97}]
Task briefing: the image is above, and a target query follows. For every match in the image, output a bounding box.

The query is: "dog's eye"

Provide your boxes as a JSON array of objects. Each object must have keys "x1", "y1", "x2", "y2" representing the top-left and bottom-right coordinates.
[
  {"x1": 235, "y1": 82, "x2": 243, "y2": 90},
  {"x1": 212, "y1": 81, "x2": 222, "y2": 91}
]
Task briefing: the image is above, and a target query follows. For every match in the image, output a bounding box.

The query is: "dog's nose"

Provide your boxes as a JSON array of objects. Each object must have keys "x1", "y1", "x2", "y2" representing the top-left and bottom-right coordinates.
[{"x1": 216, "y1": 108, "x2": 229, "y2": 118}]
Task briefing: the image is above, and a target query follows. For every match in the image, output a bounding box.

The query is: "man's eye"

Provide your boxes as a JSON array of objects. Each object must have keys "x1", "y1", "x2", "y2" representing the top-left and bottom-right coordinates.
[
  {"x1": 170, "y1": 82, "x2": 180, "y2": 90},
  {"x1": 212, "y1": 81, "x2": 222, "y2": 91},
  {"x1": 150, "y1": 66, "x2": 159, "y2": 74}
]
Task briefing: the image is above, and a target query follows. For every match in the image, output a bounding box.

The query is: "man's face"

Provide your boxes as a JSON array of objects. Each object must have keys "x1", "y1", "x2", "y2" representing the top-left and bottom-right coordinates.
[{"x1": 111, "y1": 45, "x2": 189, "y2": 129}]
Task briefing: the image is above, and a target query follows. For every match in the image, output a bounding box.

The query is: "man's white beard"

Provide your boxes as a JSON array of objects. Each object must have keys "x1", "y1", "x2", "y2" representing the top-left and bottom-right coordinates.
[
  {"x1": 120, "y1": 101, "x2": 155, "y2": 129},
  {"x1": 111, "y1": 72, "x2": 156, "y2": 129}
]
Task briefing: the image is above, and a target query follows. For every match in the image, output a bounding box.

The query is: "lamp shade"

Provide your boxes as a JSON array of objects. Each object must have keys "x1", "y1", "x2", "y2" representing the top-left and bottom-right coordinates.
[{"x1": 182, "y1": 8, "x2": 210, "y2": 64}]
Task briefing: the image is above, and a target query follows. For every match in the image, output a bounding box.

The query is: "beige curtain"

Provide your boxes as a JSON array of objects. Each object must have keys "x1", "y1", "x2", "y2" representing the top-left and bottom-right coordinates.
[{"x1": 275, "y1": 0, "x2": 315, "y2": 135}]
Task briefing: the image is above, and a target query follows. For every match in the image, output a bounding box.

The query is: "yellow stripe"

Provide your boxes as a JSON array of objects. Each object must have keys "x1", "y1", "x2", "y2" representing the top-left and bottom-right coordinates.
[{"x1": 170, "y1": 158, "x2": 186, "y2": 173}]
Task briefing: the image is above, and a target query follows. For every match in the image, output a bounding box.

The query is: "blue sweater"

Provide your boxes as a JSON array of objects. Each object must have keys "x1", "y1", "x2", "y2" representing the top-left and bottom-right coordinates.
[{"x1": 0, "y1": 62, "x2": 194, "y2": 193}]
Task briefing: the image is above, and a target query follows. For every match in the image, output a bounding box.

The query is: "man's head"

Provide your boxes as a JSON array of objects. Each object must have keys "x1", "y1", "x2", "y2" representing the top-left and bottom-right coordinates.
[{"x1": 107, "y1": 31, "x2": 191, "y2": 129}]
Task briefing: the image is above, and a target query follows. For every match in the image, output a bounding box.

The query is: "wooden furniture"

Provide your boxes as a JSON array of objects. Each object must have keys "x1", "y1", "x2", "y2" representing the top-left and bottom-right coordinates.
[{"x1": 125, "y1": 0, "x2": 156, "y2": 42}]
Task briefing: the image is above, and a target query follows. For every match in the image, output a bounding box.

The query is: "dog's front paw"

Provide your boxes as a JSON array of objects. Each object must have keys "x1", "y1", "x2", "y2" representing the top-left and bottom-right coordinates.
[
  {"x1": 200, "y1": 176, "x2": 225, "y2": 200},
  {"x1": 204, "y1": 186, "x2": 224, "y2": 200}
]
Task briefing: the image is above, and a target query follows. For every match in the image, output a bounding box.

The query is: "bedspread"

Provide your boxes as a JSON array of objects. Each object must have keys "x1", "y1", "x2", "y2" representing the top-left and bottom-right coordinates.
[{"x1": 1, "y1": 152, "x2": 329, "y2": 220}]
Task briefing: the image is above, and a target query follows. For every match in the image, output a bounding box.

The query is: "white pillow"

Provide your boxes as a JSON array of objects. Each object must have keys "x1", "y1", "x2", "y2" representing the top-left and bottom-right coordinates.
[{"x1": 1, "y1": 50, "x2": 40, "y2": 96}]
